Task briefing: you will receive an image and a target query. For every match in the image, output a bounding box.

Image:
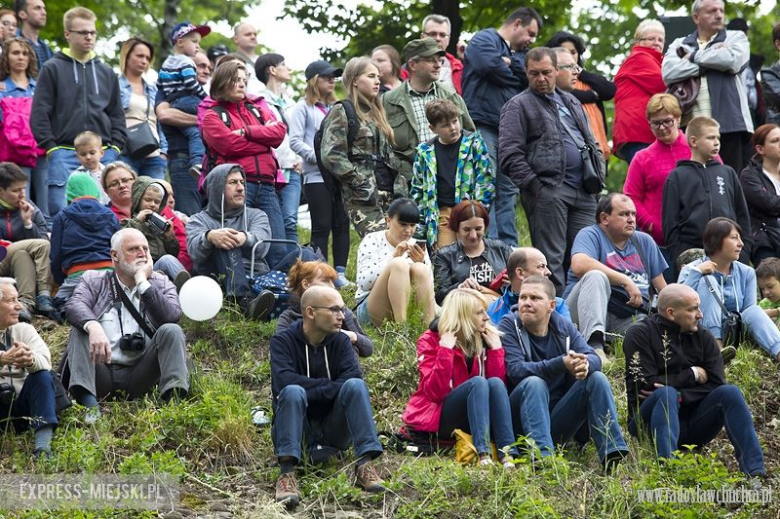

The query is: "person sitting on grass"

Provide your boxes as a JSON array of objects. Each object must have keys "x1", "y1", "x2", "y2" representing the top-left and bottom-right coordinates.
[
  {"x1": 355, "y1": 197, "x2": 436, "y2": 327},
  {"x1": 410, "y1": 98, "x2": 493, "y2": 250},
  {"x1": 402, "y1": 288, "x2": 518, "y2": 468},
  {"x1": 623, "y1": 283, "x2": 766, "y2": 478},
  {"x1": 276, "y1": 260, "x2": 373, "y2": 357},
  {"x1": 499, "y1": 275, "x2": 629, "y2": 472},
  {"x1": 270, "y1": 285, "x2": 385, "y2": 508},
  {"x1": 121, "y1": 177, "x2": 189, "y2": 290},
  {"x1": 757, "y1": 257, "x2": 780, "y2": 326},
  {"x1": 0, "y1": 277, "x2": 58, "y2": 459}
]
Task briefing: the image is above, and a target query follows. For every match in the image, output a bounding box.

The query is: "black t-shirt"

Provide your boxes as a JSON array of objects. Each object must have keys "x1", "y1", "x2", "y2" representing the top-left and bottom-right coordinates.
[
  {"x1": 527, "y1": 330, "x2": 556, "y2": 362},
  {"x1": 469, "y1": 255, "x2": 495, "y2": 288},
  {"x1": 434, "y1": 136, "x2": 462, "y2": 207}
]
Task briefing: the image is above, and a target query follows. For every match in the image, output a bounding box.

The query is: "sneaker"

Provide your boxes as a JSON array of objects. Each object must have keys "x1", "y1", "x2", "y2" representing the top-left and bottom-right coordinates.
[
  {"x1": 334, "y1": 267, "x2": 354, "y2": 290},
  {"x1": 18, "y1": 300, "x2": 34, "y2": 323},
  {"x1": 721, "y1": 345, "x2": 737, "y2": 364},
  {"x1": 478, "y1": 456, "x2": 494, "y2": 468},
  {"x1": 603, "y1": 449, "x2": 629, "y2": 475},
  {"x1": 36, "y1": 295, "x2": 56, "y2": 314},
  {"x1": 32, "y1": 448, "x2": 51, "y2": 460},
  {"x1": 355, "y1": 462, "x2": 386, "y2": 492},
  {"x1": 247, "y1": 290, "x2": 275, "y2": 321},
  {"x1": 173, "y1": 271, "x2": 191, "y2": 293},
  {"x1": 84, "y1": 406, "x2": 102, "y2": 424},
  {"x1": 275, "y1": 472, "x2": 300, "y2": 508},
  {"x1": 594, "y1": 348, "x2": 611, "y2": 366},
  {"x1": 189, "y1": 164, "x2": 202, "y2": 180}
]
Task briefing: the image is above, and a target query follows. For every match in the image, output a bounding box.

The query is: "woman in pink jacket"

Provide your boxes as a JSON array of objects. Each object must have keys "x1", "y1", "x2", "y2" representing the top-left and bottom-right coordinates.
[{"x1": 402, "y1": 288, "x2": 517, "y2": 467}]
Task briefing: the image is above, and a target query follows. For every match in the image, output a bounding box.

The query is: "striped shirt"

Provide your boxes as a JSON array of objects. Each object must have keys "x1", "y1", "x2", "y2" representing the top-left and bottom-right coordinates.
[{"x1": 157, "y1": 54, "x2": 207, "y2": 102}]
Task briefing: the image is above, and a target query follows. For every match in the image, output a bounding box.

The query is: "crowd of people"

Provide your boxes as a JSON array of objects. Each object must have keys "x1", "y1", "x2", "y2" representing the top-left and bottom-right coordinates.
[{"x1": 0, "y1": 0, "x2": 779, "y2": 510}]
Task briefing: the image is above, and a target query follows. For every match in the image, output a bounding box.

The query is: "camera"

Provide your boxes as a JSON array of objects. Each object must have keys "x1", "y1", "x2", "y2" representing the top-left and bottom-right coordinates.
[
  {"x1": 146, "y1": 212, "x2": 170, "y2": 236},
  {"x1": 118, "y1": 332, "x2": 146, "y2": 352},
  {"x1": 0, "y1": 382, "x2": 16, "y2": 406}
]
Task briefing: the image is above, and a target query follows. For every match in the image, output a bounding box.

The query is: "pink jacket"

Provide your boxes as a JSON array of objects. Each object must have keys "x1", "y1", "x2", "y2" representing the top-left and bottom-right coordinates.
[
  {"x1": 623, "y1": 132, "x2": 691, "y2": 245},
  {"x1": 402, "y1": 329, "x2": 506, "y2": 432}
]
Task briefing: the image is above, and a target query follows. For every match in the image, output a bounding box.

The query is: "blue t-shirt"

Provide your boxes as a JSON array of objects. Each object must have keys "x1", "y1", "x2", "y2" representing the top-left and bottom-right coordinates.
[
  {"x1": 564, "y1": 225, "x2": 668, "y2": 299},
  {"x1": 526, "y1": 331, "x2": 557, "y2": 362}
]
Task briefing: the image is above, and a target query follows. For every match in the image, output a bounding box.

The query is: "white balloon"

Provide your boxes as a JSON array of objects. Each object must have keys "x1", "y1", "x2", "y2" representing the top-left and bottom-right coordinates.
[{"x1": 179, "y1": 276, "x2": 223, "y2": 321}]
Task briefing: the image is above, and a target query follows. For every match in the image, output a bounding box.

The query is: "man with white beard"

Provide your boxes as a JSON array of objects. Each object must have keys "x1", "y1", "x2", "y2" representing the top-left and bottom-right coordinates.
[{"x1": 61, "y1": 229, "x2": 189, "y2": 422}]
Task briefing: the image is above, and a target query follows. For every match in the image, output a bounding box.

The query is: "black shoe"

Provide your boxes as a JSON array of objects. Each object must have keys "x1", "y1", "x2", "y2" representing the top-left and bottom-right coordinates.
[
  {"x1": 604, "y1": 449, "x2": 629, "y2": 475},
  {"x1": 721, "y1": 345, "x2": 737, "y2": 364},
  {"x1": 173, "y1": 271, "x2": 191, "y2": 293},
  {"x1": 33, "y1": 448, "x2": 51, "y2": 460},
  {"x1": 247, "y1": 290, "x2": 275, "y2": 321}
]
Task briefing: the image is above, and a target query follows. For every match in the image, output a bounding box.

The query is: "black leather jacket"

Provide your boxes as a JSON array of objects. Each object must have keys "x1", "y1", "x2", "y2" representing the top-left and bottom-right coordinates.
[{"x1": 432, "y1": 238, "x2": 514, "y2": 304}]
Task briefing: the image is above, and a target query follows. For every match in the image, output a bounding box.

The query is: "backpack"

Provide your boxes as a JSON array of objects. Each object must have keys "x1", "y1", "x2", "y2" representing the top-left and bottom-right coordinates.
[
  {"x1": 0, "y1": 97, "x2": 44, "y2": 167},
  {"x1": 313, "y1": 100, "x2": 360, "y2": 198}
]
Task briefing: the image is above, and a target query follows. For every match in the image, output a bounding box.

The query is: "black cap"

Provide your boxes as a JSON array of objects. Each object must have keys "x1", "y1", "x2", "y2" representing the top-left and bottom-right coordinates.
[
  {"x1": 726, "y1": 18, "x2": 749, "y2": 33},
  {"x1": 305, "y1": 60, "x2": 343, "y2": 81},
  {"x1": 207, "y1": 44, "x2": 229, "y2": 63}
]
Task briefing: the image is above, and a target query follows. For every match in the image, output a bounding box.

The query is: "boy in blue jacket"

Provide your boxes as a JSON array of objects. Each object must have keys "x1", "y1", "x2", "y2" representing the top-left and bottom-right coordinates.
[{"x1": 498, "y1": 275, "x2": 628, "y2": 472}]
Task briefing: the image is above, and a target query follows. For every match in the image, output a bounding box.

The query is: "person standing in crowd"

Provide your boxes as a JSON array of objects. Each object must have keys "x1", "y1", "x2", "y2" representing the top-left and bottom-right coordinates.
[
  {"x1": 31, "y1": 6, "x2": 125, "y2": 217},
  {"x1": 662, "y1": 0, "x2": 752, "y2": 172},
  {"x1": 255, "y1": 53, "x2": 302, "y2": 246},
  {"x1": 382, "y1": 38, "x2": 474, "y2": 190},
  {"x1": 0, "y1": 9, "x2": 16, "y2": 44},
  {"x1": 371, "y1": 45, "x2": 402, "y2": 94},
  {"x1": 612, "y1": 20, "x2": 666, "y2": 163},
  {"x1": 289, "y1": 60, "x2": 352, "y2": 287},
  {"x1": 726, "y1": 18, "x2": 765, "y2": 132},
  {"x1": 403, "y1": 288, "x2": 518, "y2": 468},
  {"x1": 545, "y1": 31, "x2": 616, "y2": 165},
  {"x1": 762, "y1": 23, "x2": 780, "y2": 127},
  {"x1": 462, "y1": 7, "x2": 542, "y2": 246},
  {"x1": 499, "y1": 47, "x2": 604, "y2": 296},
  {"x1": 232, "y1": 21, "x2": 262, "y2": 93},
  {"x1": 14, "y1": 0, "x2": 51, "y2": 70},
  {"x1": 321, "y1": 56, "x2": 400, "y2": 237},
  {"x1": 118, "y1": 37, "x2": 167, "y2": 180},
  {"x1": 420, "y1": 14, "x2": 463, "y2": 94}
]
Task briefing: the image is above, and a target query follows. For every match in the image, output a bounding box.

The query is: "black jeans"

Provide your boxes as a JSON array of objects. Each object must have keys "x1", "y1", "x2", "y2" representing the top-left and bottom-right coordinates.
[{"x1": 304, "y1": 182, "x2": 350, "y2": 267}]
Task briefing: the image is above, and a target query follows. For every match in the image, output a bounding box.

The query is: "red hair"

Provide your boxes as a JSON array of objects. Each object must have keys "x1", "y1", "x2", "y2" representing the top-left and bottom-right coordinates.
[
  {"x1": 448, "y1": 200, "x2": 489, "y2": 232},
  {"x1": 287, "y1": 260, "x2": 337, "y2": 296}
]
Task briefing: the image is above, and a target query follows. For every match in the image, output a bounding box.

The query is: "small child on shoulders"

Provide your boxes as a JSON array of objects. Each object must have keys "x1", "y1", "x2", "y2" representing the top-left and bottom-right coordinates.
[
  {"x1": 757, "y1": 257, "x2": 780, "y2": 326},
  {"x1": 72, "y1": 131, "x2": 109, "y2": 204},
  {"x1": 410, "y1": 98, "x2": 494, "y2": 250}
]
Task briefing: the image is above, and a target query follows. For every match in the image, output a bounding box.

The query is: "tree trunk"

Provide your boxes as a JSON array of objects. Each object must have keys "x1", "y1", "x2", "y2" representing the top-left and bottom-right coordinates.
[
  {"x1": 158, "y1": 0, "x2": 180, "y2": 67},
  {"x1": 430, "y1": 0, "x2": 462, "y2": 55}
]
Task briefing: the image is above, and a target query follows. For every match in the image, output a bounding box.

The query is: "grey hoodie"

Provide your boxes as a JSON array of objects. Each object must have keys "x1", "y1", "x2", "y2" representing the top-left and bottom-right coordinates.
[{"x1": 186, "y1": 164, "x2": 272, "y2": 275}]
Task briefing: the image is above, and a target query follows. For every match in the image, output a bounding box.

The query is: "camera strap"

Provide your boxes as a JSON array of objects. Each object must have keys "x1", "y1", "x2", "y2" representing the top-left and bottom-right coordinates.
[{"x1": 111, "y1": 275, "x2": 156, "y2": 339}]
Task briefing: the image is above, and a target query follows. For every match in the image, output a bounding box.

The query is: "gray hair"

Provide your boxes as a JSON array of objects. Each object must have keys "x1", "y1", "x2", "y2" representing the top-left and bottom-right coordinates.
[
  {"x1": 550, "y1": 47, "x2": 571, "y2": 60},
  {"x1": 0, "y1": 277, "x2": 17, "y2": 287},
  {"x1": 634, "y1": 20, "x2": 665, "y2": 41},
  {"x1": 110, "y1": 228, "x2": 144, "y2": 253},
  {"x1": 422, "y1": 14, "x2": 451, "y2": 31},
  {"x1": 691, "y1": 0, "x2": 723, "y2": 15}
]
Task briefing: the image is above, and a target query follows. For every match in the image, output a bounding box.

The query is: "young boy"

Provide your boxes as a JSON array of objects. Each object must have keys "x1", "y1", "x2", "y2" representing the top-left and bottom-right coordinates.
[
  {"x1": 757, "y1": 257, "x2": 780, "y2": 325},
  {"x1": 409, "y1": 98, "x2": 494, "y2": 249},
  {"x1": 662, "y1": 116, "x2": 752, "y2": 269},
  {"x1": 122, "y1": 177, "x2": 189, "y2": 289},
  {"x1": 157, "y1": 22, "x2": 211, "y2": 176},
  {"x1": 72, "y1": 131, "x2": 109, "y2": 204}
]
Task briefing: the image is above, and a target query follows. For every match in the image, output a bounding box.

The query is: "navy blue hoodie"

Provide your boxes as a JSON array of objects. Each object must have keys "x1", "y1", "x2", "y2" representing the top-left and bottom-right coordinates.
[{"x1": 270, "y1": 320, "x2": 362, "y2": 419}]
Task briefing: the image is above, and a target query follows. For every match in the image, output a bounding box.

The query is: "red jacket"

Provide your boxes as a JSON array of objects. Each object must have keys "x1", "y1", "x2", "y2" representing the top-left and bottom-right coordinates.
[
  {"x1": 201, "y1": 97, "x2": 286, "y2": 184},
  {"x1": 402, "y1": 329, "x2": 506, "y2": 432},
  {"x1": 612, "y1": 45, "x2": 666, "y2": 155},
  {"x1": 400, "y1": 53, "x2": 463, "y2": 95}
]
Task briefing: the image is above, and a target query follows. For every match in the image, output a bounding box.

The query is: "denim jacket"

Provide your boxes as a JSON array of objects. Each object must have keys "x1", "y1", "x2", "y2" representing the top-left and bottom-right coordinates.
[{"x1": 119, "y1": 75, "x2": 168, "y2": 154}]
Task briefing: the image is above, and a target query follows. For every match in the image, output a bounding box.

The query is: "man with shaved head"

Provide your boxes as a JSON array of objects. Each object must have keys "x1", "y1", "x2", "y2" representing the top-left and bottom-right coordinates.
[
  {"x1": 623, "y1": 283, "x2": 766, "y2": 477},
  {"x1": 270, "y1": 285, "x2": 385, "y2": 508},
  {"x1": 488, "y1": 247, "x2": 570, "y2": 324}
]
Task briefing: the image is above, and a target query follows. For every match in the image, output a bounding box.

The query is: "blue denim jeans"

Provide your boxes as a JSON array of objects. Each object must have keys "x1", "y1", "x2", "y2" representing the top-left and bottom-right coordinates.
[
  {"x1": 277, "y1": 170, "x2": 301, "y2": 243},
  {"x1": 272, "y1": 379, "x2": 384, "y2": 463},
  {"x1": 48, "y1": 147, "x2": 119, "y2": 217},
  {"x1": 480, "y1": 125, "x2": 518, "y2": 246},
  {"x1": 168, "y1": 154, "x2": 202, "y2": 216},
  {"x1": 119, "y1": 154, "x2": 167, "y2": 179},
  {"x1": 22, "y1": 155, "x2": 50, "y2": 228},
  {"x1": 510, "y1": 372, "x2": 628, "y2": 461},
  {"x1": 619, "y1": 142, "x2": 650, "y2": 165},
  {"x1": 438, "y1": 377, "x2": 518, "y2": 456},
  {"x1": 245, "y1": 181, "x2": 291, "y2": 269},
  {"x1": 629, "y1": 385, "x2": 765, "y2": 476},
  {"x1": 154, "y1": 254, "x2": 186, "y2": 281},
  {"x1": 171, "y1": 96, "x2": 205, "y2": 169},
  {"x1": 0, "y1": 370, "x2": 58, "y2": 432}
]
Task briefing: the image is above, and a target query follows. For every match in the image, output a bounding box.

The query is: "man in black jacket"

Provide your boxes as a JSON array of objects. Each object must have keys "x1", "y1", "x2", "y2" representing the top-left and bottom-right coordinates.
[
  {"x1": 623, "y1": 283, "x2": 765, "y2": 476},
  {"x1": 270, "y1": 286, "x2": 385, "y2": 508}
]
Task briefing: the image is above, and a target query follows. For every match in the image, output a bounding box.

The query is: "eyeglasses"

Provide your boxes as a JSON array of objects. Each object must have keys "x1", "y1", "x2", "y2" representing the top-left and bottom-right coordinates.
[
  {"x1": 311, "y1": 305, "x2": 347, "y2": 316},
  {"x1": 107, "y1": 177, "x2": 134, "y2": 189},
  {"x1": 415, "y1": 56, "x2": 441, "y2": 64},
  {"x1": 558, "y1": 64, "x2": 581, "y2": 73},
  {"x1": 423, "y1": 31, "x2": 449, "y2": 39},
  {"x1": 528, "y1": 69, "x2": 555, "y2": 78},
  {"x1": 649, "y1": 118, "x2": 676, "y2": 128},
  {"x1": 69, "y1": 30, "x2": 98, "y2": 38}
]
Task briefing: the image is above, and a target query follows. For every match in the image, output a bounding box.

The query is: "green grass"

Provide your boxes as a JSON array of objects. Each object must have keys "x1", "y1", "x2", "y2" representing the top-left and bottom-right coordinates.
[{"x1": 2, "y1": 207, "x2": 779, "y2": 518}]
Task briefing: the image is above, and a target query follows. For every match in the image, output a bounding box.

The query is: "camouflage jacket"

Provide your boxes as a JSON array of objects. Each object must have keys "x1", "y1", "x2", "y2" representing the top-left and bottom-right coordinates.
[{"x1": 321, "y1": 103, "x2": 405, "y2": 205}]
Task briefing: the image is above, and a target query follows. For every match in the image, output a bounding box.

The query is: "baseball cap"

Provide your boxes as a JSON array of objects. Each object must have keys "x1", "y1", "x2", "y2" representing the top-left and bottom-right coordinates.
[
  {"x1": 170, "y1": 22, "x2": 211, "y2": 45},
  {"x1": 305, "y1": 60, "x2": 343, "y2": 81},
  {"x1": 403, "y1": 38, "x2": 446, "y2": 62},
  {"x1": 207, "y1": 44, "x2": 229, "y2": 63}
]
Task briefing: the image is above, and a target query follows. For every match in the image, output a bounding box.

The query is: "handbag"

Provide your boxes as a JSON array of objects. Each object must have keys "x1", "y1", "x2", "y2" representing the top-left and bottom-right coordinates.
[
  {"x1": 51, "y1": 370, "x2": 72, "y2": 414},
  {"x1": 703, "y1": 275, "x2": 743, "y2": 348},
  {"x1": 557, "y1": 110, "x2": 603, "y2": 195},
  {"x1": 453, "y1": 429, "x2": 499, "y2": 465},
  {"x1": 124, "y1": 95, "x2": 160, "y2": 159},
  {"x1": 666, "y1": 77, "x2": 701, "y2": 116}
]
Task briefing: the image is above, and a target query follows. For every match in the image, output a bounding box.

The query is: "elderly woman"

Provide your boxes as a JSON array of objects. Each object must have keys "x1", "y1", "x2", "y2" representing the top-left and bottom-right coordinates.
[
  {"x1": 679, "y1": 217, "x2": 780, "y2": 362},
  {"x1": 118, "y1": 37, "x2": 167, "y2": 179},
  {"x1": 613, "y1": 20, "x2": 667, "y2": 163},
  {"x1": 433, "y1": 200, "x2": 513, "y2": 305},
  {"x1": 276, "y1": 260, "x2": 373, "y2": 357}
]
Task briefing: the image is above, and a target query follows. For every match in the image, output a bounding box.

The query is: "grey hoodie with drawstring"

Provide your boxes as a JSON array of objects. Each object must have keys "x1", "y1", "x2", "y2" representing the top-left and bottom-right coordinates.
[{"x1": 185, "y1": 164, "x2": 272, "y2": 276}]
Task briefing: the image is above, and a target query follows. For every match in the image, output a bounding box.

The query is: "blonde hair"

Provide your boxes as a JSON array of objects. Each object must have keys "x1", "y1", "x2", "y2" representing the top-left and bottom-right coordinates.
[
  {"x1": 687, "y1": 116, "x2": 720, "y2": 140},
  {"x1": 343, "y1": 57, "x2": 394, "y2": 144},
  {"x1": 645, "y1": 93, "x2": 681, "y2": 119},
  {"x1": 74, "y1": 130, "x2": 102, "y2": 150},
  {"x1": 437, "y1": 288, "x2": 499, "y2": 360},
  {"x1": 634, "y1": 20, "x2": 665, "y2": 41},
  {"x1": 63, "y1": 6, "x2": 95, "y2": 30},
  {"x1": 304, "y1": 75, "x2": 338, "y2": 106}
]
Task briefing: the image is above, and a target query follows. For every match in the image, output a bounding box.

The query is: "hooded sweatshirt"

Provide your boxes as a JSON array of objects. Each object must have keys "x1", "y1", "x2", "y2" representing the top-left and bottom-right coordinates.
[
  {"x1": 122, "y1": 177, "x2": 179, "y2": 261},
  {"x1": 186, "y1": 164, "x2": 272, "y2": 275},
  {"x1": 30, "y1": 50, "x2": 126, "y2": 151},
  {"x1": 0, "y1": 200, "x2": 48, "y2": 242},
  {"x1": 270, "y1": 319, "x2": 363, "y2": 419},
  {"x1": 50, "y1": 196, "x2": 118, "y2": 284}
]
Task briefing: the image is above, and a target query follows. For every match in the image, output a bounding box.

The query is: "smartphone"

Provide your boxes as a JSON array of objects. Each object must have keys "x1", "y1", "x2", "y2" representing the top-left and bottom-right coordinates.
[{"x1": 415, "y1": 240, "x2": 427, "y2": 249}]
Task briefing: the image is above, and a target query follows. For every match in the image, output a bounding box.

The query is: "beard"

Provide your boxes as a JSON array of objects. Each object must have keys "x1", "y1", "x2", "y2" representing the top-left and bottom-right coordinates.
[{"x1": 117, "y1": 257, "x2": 147, "y2": 277}]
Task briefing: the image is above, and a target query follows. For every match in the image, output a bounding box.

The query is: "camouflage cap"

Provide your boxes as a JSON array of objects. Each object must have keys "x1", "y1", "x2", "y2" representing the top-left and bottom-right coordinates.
[
  {"x1": 403, "y1": 38, "x2": 446, "y2": 62},
  {"x1": 676, "y1": 248, "x2": 705, "y2": 270}
]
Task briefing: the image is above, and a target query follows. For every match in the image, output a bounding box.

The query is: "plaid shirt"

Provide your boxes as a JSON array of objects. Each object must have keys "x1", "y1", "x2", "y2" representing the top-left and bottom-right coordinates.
[{"x1": 407, "y1": 82, "x2": 437, "y2": 142}]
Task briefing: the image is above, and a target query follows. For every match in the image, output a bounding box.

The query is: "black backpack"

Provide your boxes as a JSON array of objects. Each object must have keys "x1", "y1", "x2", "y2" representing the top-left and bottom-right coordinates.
[
  {"x1": 202, "y1": 100, "x2": 266, "y2": 176},
  {"x1": 313, "y1": 99, "x2": 360, "y2": 197}
]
